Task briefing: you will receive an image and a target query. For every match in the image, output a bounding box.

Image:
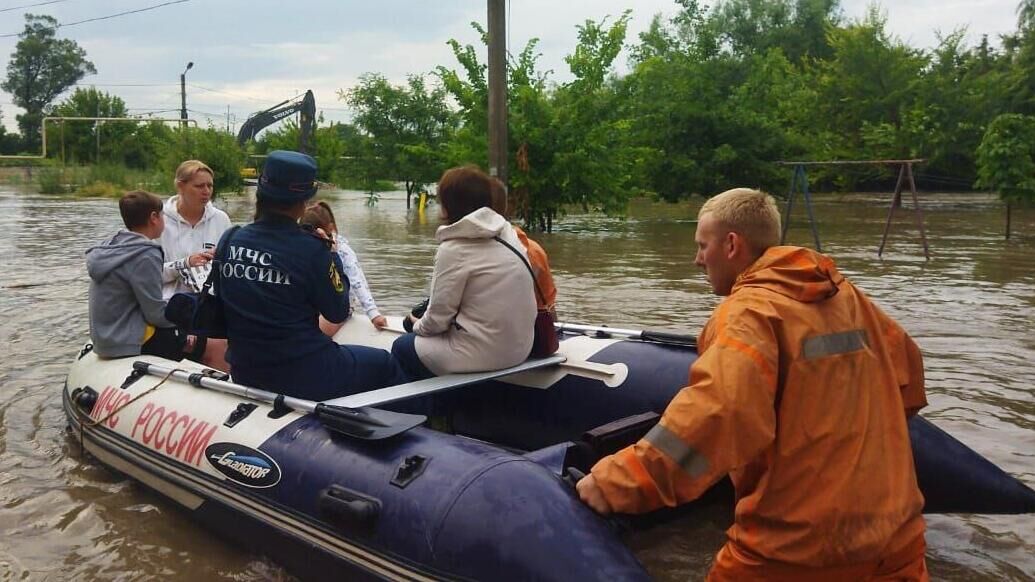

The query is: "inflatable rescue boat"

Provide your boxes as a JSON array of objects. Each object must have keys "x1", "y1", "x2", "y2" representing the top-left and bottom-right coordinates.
[{"x1": 63, "y1": 318, "x2": 1035, "y2": 581}]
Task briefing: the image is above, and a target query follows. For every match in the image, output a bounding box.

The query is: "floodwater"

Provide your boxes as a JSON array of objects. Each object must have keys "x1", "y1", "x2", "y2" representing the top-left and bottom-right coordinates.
[{"x1": 0, "y1": 186, "x2": 1033, "y2": 580}]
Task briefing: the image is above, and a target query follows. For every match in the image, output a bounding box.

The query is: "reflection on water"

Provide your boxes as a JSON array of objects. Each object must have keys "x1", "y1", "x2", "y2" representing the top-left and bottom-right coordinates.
[{"x1": 0, "y1": 188, "x2": 1032, "y2": 580}]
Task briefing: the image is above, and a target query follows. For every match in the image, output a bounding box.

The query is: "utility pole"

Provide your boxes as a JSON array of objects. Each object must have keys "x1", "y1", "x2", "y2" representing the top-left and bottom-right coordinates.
[
  {"x1": 180, "y1": 61, "x2": 193, "y2": 129},
  {"x1": 487, "y1": 0, "x2": 508, "y2": 187}
]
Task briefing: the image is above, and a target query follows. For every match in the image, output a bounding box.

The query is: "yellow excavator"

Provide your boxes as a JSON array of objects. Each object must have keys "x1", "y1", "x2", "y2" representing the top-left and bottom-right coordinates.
[{"x1": 237, "y1": 90, "x2": 316, "y2": 180}]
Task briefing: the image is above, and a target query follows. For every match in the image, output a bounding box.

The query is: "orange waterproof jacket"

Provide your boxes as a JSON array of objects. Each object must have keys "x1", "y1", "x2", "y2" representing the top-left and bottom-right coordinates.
[
  {"x1": 514, "y1": 226, "x2": 557, "y2": 310},
  {"x1": 591, "y1": 246, "x2": 927, "y2": 567}
]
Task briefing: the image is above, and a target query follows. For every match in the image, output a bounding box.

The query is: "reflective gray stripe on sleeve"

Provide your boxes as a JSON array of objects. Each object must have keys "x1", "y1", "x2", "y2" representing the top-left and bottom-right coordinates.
[
  {"x1": 802, "y1": 329, "x2": 868, "y2": 360},
  {"x1": 644, "y1": 423, "x2": 709, "y2": 478}
]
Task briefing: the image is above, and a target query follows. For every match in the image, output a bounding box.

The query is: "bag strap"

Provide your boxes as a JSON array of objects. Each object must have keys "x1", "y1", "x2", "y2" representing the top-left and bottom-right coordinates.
[
  {"x1": 494, "y1": 235, "x2": 547, "y2": 306},
  {"x1": 203, "y1": 225, "x2": 241, "y2": 296}
]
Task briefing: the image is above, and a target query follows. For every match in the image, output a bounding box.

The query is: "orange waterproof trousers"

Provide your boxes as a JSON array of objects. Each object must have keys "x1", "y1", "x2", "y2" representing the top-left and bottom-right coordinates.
[{"x1": 707, "y1": 534, "x2": 928, "y2": 582}]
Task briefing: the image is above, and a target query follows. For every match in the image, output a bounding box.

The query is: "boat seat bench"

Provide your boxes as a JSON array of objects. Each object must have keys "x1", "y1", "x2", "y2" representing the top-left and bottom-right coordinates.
[{"x1": 324, "y1": 355, "x2": 567, "y2": 409}]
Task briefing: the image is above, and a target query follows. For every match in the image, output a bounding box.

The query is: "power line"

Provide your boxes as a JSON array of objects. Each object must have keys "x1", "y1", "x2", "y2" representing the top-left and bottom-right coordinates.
[
  {"x1": 83, "y1": 82, "x2": 179, "y2": 87},
  {"x1": 187, "y1": 107, "x2": 227, "y2": 117},
  {"x1": 0, "y1": 0, "x2": 190, "y2": 38},
  {"x1": 0, "y1": 0, "x2": 70, "y2": 14},
  {"x1": 133, "y1": 109, "x2": 180, "y2": 116},
  {"x1": 187, "y1": 83, "x2": 270, "y2": 104}
]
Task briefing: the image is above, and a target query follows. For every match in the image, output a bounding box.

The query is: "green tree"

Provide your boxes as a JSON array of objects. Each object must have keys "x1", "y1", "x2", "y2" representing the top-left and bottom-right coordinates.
[
  {"x1": 898, "y1": 31, "x2": 1010, "y2": 188},
  {"x1": 48, "y1": 87, "x2": 131, "y2": 164},
  {"x1": 630, "y1": 0, "x2": 718, "y2": 63},
  {"x1": 1002, "y1": 0, "x2": 1035, "y2": 116},
  {"x1": 1019, "y1": 0, "x2": 1035, "y2": 31},
  {"x1": 120, "y1": 121, "x2": 175, "y2": 170},
  {"x1": 811, "y1": 8, "x2": 926, "y2": 185},
  {"x1": 2, "y1": 14, "x2": 96, "y2": 151},
  {"x1": 975, "y1": 113, "x2": 1035, "y2": 201},
  {"x1": 159, "y1": 127, "x2": 245, "y2": 193},
  {"x1": 622, "y1": 2, "x2": 807, "y2": 200},
  {"x1": 437, "y1": 15, "x2": 648, "y2": 230},
  {"x1": 532, "y1": 11, "x2": 650, "y2": 225},
  {"x1": 0, "y1": 109, "x2": 21, "y2": 154},
  {"x1": 341, "y1": 73, "x2": 455, "y2": 206},
  {"x1": 707, "y1": 0, "x2": 841, "y2": 62},
  {"x1": 259, "y1": 117, "x2": 348, "y2": 181},
  {"x1": 975, "y1": 112, "x2": 1035, "y2": 238}
]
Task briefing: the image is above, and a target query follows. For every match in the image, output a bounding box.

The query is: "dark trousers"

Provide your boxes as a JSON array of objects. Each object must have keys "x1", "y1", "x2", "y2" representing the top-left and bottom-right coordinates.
[
  {"x1": 141, "y1": 327, "x2": 206, "y2": 362},
  {"x1": 231, "y1": 344, "x2": 409, "y2": 402},
  {"x1": 390, "y1": 333, "x2": 435, "y2": 381}
]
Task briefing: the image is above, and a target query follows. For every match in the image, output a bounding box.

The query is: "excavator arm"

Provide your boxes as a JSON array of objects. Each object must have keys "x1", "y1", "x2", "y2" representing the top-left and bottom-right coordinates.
[{"x1": 237, "y1": 90, "x2": 316, "y2": 155}]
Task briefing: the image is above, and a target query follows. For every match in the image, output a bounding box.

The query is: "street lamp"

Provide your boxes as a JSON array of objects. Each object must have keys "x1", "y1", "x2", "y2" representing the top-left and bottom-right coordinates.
[{"x1": 180, "y1": 61, "x2": 194, "y2": 128}]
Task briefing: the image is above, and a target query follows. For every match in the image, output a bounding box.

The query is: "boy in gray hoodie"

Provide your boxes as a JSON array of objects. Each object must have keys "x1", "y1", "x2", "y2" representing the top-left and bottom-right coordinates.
[{"x1": 86, "y1": 190, "x2": 191, "y2": 359}]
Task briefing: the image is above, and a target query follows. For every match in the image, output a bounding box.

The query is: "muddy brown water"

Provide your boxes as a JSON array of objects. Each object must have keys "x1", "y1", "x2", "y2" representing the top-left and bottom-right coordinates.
[{"x1": 0, "y1": 187, "x2": 1032, "y2": 580}]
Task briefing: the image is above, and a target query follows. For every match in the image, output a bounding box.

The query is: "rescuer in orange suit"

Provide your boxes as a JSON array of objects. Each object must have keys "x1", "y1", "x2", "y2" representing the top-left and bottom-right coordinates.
[{"x1": 577, "y1": 188, "x2": 929, "y2": 581}]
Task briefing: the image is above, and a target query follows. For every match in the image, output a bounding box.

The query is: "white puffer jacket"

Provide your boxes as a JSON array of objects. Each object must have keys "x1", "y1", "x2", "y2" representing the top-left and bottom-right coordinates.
[
  {"x1": 159, "y1": 195, "x2": 232, "y2": 298},
  {"x1": 414, "y1": 207, "x2": 536, "y2": 375}
]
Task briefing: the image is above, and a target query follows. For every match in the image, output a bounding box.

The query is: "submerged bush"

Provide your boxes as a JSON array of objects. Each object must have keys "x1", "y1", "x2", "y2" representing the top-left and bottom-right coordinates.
[
  {"x1": 77, "y1": 180, "x2": 121, "y2": 197},
  {"x1": 36, "y1": 168, "x2": 72, "y2": 194}
]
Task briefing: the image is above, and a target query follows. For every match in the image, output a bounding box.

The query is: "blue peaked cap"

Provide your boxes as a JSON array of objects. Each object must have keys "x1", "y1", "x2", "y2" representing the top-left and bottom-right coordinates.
[{"x1": 257, "y1": 150, "x2": 318, "y2": 203}]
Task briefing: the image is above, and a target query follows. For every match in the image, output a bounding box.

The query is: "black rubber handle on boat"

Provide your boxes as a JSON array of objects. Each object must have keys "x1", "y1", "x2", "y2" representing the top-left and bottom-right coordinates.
[
  {"x1": 564, "y1": 466, "x2": 587, "y2": 488},
  {"x1": 319, "y1": 485, "x2": 381, "y2": 532},
  {"x1": 639, "y1": 330, "x2": 697, "y2": 347}
]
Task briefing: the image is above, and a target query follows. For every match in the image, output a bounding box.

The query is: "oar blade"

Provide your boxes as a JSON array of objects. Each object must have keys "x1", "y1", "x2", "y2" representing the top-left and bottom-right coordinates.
[{"x1": 315, "y1": 403, "x2": 426, "y2": 440}]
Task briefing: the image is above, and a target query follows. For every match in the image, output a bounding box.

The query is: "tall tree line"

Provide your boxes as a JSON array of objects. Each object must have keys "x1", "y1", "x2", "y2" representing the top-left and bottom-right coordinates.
[
  {"x1": 6, "y1": 2, "x2": 1035, "y2": 226},
  {"x1": 403, "y1": 0, "x2": 1035, "y2": 228}
]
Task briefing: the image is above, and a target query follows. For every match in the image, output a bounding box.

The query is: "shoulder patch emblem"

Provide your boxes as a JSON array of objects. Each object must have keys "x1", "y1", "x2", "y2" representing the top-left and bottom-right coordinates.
[{"x1": 329, "y1": 261, "x2": 345, "y2": 293}]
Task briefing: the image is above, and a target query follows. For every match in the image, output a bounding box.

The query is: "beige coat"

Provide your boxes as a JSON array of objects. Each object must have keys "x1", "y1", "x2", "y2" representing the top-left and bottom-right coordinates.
[{"x1": 414, "y1": 207, "x2": 536, "y2": 375}]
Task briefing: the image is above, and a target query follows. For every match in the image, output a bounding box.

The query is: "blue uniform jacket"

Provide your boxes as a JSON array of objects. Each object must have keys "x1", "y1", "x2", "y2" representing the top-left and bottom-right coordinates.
[{"x1": 217, "y1": 213, "x2": 350, "y2": 370}]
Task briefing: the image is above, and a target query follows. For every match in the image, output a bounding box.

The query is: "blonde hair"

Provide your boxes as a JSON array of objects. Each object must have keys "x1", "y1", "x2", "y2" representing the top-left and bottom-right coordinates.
[
  {"x1": 174, "y1": 160, "x2": 214, "y2": 188},
  {"x1": 698, "y1": 188, "x2": 782, "y2": 252}
]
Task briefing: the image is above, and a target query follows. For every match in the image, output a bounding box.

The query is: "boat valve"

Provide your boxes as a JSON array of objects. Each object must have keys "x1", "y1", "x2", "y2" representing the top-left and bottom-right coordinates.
[{"x1": 72, "y1": 386, "x2": 99, "y2": 414}]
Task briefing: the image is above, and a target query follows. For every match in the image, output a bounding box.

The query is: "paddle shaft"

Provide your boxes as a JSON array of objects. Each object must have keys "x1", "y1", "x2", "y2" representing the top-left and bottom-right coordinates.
[
  {"x1": 132, "y1": 361, "x2": 388, "y2": 427},
  {"x1": 554, "y1": 322, "x2": 696, "y2": 347}
]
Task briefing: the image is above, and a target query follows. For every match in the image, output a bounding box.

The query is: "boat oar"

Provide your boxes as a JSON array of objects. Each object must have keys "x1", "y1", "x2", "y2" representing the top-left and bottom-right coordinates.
[
  {"x1": 554, "y1": 322, "x2": 697, "y2": 348},
  {"x1": 132, "y1": 361, "x2": 426, "y2": 440}
]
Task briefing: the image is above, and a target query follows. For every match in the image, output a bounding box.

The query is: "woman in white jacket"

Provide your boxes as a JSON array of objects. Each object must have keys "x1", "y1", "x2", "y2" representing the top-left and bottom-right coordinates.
[
  {"x1": 392, "y1": 165, "x2": 536, "y2": 379},
  {"x1": 159, "y1": 160, "x2": 232, "y2": 299}
]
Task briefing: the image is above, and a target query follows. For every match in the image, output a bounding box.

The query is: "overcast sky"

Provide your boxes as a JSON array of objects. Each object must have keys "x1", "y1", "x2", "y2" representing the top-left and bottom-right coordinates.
[{"x1": 0, "y1": 0, "x2": 1023, "y2": 135}]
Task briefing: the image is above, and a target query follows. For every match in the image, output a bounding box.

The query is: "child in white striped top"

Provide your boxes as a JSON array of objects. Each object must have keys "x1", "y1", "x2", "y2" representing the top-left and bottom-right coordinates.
[{"x1": 302, "y1": 200, "x2": 388, "y2": 330}]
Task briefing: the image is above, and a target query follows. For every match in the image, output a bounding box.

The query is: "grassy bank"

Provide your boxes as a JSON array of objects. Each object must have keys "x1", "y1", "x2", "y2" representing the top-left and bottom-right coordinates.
[{"x1": 35, "y1": 164, "x2": 167, "y2": 197}]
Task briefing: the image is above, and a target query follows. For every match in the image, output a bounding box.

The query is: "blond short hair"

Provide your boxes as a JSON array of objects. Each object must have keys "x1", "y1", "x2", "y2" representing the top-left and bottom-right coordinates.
[
  {"x1": 174, "y1": 160, "x2": 214, "y2": 187},
  {"x1": 699, "y1": 188, "x2": 782, "y2": 252}
]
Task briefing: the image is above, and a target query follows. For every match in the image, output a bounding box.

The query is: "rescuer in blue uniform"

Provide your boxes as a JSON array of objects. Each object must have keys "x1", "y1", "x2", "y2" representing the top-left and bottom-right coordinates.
[{"x1": 217, "y1": 150, "x2": 408, "y2": 401}]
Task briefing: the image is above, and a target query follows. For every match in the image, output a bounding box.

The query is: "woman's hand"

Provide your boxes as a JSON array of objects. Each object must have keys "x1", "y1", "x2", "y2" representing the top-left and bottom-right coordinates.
[{"x1": 371, "y1": 315, "x2": 388, "y2": 330}]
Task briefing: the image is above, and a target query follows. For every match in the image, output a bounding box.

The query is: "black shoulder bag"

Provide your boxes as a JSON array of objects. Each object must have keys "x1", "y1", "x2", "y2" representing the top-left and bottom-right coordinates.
[
  {"x1": 494, "y1": 235, "x2": 559, "y2": 358},
  {"x1": 165, "y1": 225, "x2": 241, "y2": 339}
]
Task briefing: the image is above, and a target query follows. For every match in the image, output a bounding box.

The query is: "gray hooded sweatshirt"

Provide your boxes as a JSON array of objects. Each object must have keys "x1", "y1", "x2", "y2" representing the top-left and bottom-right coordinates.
[{"x1": 86, "y1": 230, "x2": 173, "y2": 357}]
